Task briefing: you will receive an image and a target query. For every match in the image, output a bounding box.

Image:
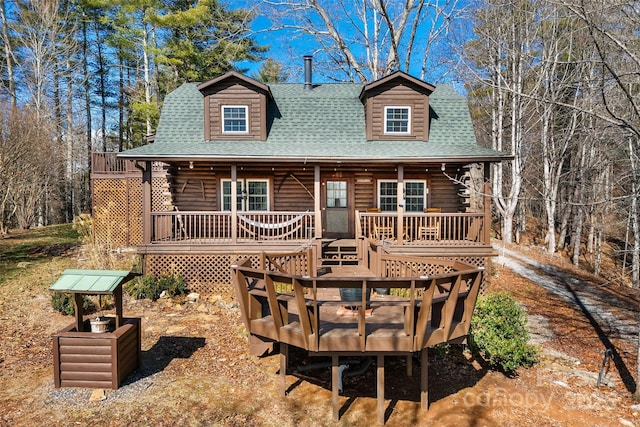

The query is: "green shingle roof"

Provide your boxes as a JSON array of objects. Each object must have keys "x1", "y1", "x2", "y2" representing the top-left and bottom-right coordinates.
[
  {"x1": 49, "y1": 269, "x2": 134, "y2": 294},
  {"x1": 120, "y1": 77, "x2": 508, "y2": 163}
]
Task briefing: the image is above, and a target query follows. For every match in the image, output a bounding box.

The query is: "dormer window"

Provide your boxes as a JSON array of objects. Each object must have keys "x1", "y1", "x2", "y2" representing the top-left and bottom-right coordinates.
[
  {"x1": 222, "y1": 105, "x2": 248, "y2": 133},
  {"x1": 384, "y1": 106, "x2": 411, "y2": 134}
]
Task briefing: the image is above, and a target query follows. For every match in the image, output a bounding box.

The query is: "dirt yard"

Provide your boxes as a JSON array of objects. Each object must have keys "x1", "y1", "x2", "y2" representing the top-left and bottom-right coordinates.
[{"x1": 1, "y1": 235, "x2": 640, "y2": 426}]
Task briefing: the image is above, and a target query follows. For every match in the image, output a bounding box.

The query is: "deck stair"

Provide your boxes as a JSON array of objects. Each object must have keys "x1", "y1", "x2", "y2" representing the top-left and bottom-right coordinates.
[{"x1": 321, "y1": 239, "x2": 359, "y2": 266}]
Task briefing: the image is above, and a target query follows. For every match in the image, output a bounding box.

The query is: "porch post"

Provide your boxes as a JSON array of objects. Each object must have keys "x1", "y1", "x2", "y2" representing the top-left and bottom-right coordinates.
[
  {"x1": 314, "y1": 165, "x2": 321, "y2": 238},
  {"x1": 397, "y1": 165, "x2": 404, "y2": 244},
  {"x1": 231, "y1": 164, "x2": 238, "y2": 244},
  {"x1": 141, "y1": 161, "x2": 152, "y2": 244},
  {"x1": 483, "y1": 181, "x2": 492, "y2": 245},
  {"x1": 483, "y1": 163, "x2": 492, "y2": 245}
]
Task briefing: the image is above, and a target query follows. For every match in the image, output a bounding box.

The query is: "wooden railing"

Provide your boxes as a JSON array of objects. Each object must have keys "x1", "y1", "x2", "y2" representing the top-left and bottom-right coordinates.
[
  {"x1": 152, "y1": 211, "x2": 233, "y2": 243},
  {"x1": 92, "y1": 152, "x2": 130, "y2": 174},
  {"x1": 231, "y1": 257, "x2": 484, "y2": 423},
  {"x1": 357, "y1": 211, "x2": 487, "y2": 246},
  {"x1": 262, "y1": 249, "x2": 314, "y2": 276},
  {"x1": 151, "y1": 211, "x2": 314, "y2": 243},
  {"x1": 92, "y1": 152, "x2": 166, "y2": 174}
]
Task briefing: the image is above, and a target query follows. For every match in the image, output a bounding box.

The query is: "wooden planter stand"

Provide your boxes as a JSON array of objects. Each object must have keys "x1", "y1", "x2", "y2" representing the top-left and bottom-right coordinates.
[
  {"x1": 49, "y1": 269, "x2": 141, "y2": 390},
  {"x1": 53, "y1": 317, "x2": 141, "y2": 389}
]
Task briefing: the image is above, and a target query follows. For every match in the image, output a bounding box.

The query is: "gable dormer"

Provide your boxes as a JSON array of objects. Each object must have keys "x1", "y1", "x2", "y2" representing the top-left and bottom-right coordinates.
[
  {"x1": 360, "y1": 71, "x2": 435, "y2": 141},
  {"x1": 198, "y1": 71, "x2": 272, "y2": 141}
]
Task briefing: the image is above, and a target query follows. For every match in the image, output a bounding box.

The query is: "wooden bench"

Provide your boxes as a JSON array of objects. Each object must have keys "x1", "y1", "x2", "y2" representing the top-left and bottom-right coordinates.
[{"x1": 231, "y1": 259, "x2": 484, "y2": 424}]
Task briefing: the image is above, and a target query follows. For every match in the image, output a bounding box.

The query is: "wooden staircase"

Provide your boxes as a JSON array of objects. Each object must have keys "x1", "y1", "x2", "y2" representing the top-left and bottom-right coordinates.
[{"x1": 321, "y1": 239, "x2": 359, "y2": 266}]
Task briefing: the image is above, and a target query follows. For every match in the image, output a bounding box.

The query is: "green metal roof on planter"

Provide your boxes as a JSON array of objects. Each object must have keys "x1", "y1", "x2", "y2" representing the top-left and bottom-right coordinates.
[
  {"x1": 119, "y1": 79, "x2": 510, "y2": 163},
  {"x1": 49, "y1": 269, "x2": 136, "y2": 294}
]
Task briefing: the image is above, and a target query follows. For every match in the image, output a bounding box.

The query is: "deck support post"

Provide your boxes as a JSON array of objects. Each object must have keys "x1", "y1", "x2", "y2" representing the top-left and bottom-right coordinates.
[
  {"x1": 332, "y1": 355, "x2": 339, "y2": 421},
  {"x1": 377, "y1": 355, "x2": 385, "y2": 425},
  {"x1": 407, "y1": 355, "x2": 412, "y2": 377},
  {"x1": 280, "y1": 343, "x2": 288, "y2": 396},
  {"x1": 421, "y1": 349, "x2": 429, "y2": 411},
  {"x1": 139, "y1": 161, "x2": 152, "y2": 245}
]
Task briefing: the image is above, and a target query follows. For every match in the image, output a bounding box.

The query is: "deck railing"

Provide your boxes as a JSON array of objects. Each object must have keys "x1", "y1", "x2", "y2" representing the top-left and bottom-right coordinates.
[
  {"x1": 151, "y1": 211, "x2": 314, "y2": 243},
  {"x1": 152, "y1": 211, "x2": 233, "y2": 243},
  {"x1": 357, "y1": 211, "x2": 487, "y2": 246},
  {"x1": 231, "y1": 257, "x2": 484, "y2": 423},
  {"x1": 150, "y1": 210, "x2": 486, "y2": 246},
  {"x1": 92, "y1": 152, "x2": 130, "y2": 174},
  {"x1": 92, "y1": 152, "x2": 166, "y2": 174}
]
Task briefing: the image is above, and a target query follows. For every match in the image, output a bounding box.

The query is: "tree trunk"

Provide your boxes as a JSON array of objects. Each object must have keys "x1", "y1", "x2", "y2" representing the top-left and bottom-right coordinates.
[{"x1": 0, "y1": 1, "x2": 16, "y2": 109}]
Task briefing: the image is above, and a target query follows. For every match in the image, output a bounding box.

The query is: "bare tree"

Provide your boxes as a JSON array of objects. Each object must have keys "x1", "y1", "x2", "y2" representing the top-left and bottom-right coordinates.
[
  {"x1": 260, "y1": 0, "x2": 464, "y2": 82},
  {"x1": 0, "y1": 105, "x2": 59, "y2": 232},
  {"x1": 0, "y1": 1, "x2": 16, "y2": 108},
  {"x1": 465, "y1": 0, "x2": 542, "y2": 244}
]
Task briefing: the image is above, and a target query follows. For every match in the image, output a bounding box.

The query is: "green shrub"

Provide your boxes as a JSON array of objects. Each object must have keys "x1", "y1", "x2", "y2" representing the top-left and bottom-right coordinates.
[
  {"x1": 469, "y1": 292, "x2": 537, "y2": 374},
  {"x1": 125, "y1": 273, "x2": 186, "y2": 301},
  {"x1": 51, "y1": 292, "x2": 96, "y2": 316}
]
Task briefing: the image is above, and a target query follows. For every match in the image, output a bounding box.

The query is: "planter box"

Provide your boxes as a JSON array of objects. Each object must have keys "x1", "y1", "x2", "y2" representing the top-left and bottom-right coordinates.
[{"x1": 52, "y1": 317, "x2": 141, "y2": 390}]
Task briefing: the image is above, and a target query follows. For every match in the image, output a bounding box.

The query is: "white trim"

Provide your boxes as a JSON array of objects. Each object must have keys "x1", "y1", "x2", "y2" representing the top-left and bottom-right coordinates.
[
  {"x1": 221, "y1": 105, "x2": 249, "y2": 134},
  {"x1": 383, "y1": 106, "x2": 411, "y2": 135}
]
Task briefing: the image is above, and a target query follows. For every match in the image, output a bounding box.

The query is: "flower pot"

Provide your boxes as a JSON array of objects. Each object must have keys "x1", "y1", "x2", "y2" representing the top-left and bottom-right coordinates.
[
  {"x1": 339, "y1": 288, "x2": 372, "y2": 303},
  {"x1": 90, "y1": 317, "x2": 111, "y2": 333}
]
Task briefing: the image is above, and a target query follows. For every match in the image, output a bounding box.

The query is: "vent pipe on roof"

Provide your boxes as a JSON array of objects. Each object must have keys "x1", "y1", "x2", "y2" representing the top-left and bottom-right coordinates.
[{"x1": 304, "y1": 55, "x2": 313, "y2": 90}]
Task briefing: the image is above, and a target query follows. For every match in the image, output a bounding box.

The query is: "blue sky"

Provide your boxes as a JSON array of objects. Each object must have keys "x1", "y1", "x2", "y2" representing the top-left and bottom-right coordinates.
[{"x1": 232, "y1": 0, "x2": 470, "y2": 85}]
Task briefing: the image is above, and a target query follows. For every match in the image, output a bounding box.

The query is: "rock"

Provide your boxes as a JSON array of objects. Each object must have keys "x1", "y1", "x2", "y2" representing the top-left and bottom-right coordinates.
[
  {"x1": 186, "y1": 292, "x2": 200, "y2": 303},
  {"x1": 89, "y1": 389, "x2": 106, "y2": 402},
  {"x1": 159, "y1": 290, "x2": 169, "y2": 299}
]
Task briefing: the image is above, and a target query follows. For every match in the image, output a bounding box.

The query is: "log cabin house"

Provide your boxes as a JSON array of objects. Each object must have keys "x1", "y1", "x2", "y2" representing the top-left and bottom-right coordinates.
[
  {"x1": 92, "y1": 58, "x2": 511, "y2": 423},
  {"x1": 93, "y1": 57, "x2": 509, "y2": 296}
]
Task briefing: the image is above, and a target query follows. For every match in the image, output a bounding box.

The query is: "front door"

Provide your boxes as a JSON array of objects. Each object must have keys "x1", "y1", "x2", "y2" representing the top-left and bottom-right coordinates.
[{"x1": 322, "y1": 179, "x2": 352, "y2": 238}]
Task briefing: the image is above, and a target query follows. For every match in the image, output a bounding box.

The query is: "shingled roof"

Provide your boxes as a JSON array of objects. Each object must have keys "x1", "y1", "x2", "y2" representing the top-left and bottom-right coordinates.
[{"x1": 119, "y1": 75, "x2": 508, "y2": 164}]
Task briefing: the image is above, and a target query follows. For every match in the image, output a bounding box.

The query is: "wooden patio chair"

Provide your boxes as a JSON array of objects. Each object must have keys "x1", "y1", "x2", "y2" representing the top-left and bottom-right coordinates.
[
  {"x1": 418, "y1": 207, "x2": 441, "y2": 240},
  {"x1": 373, "y1": 223, "x2": 395, "y2": 241},
  {"x1": 465, "y1": 218, "x2": 482, "y2": 242}
]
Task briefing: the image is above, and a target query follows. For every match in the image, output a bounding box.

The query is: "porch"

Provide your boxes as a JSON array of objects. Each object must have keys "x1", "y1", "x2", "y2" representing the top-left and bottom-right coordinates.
[
  {"x1": 90, "y1": 152, "x2": 495, "y2": 294},
  {"x1": 147, "y1": 210, "x2": 489, "y2": 247}
]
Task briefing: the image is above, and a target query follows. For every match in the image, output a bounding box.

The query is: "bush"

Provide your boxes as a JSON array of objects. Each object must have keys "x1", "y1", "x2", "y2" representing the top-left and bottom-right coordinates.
[
  {"x1": 51, "y1": 292, "x2": 96, "y2": 316},
  {"x1": 125, "y1": 273, "x2": 186, "y2": 301},
  {"x1": 469, "y1": 292, "x2": 537, "y2": 374}
]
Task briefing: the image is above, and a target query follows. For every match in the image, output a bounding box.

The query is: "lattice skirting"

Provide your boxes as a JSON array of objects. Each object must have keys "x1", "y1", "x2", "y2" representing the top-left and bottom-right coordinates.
[
  {"x1": 93, "y1": 177, "x2": 169, "y2": 248},
  {"x1": 144, "y1": 253, "x2": 261, "y2": 297},
  {"x1": 383, "y1": 255, "x2": 488, "y2": 293}
]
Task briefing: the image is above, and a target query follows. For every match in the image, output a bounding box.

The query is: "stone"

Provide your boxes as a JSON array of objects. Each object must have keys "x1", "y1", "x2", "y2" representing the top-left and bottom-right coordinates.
[
  {"x1": 89, "y1": 389, "x2": 106, "y2": 402},
  {"x1": 186, "y1": 292, "x2": 200, "y2": 302}
]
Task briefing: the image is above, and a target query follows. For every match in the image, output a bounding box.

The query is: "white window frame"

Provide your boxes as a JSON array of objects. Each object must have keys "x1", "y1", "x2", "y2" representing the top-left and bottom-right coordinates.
[
  {"x1": 221, "y1": 178, "x2": 270, "y2": 211},
  {"x1": 222, "y1": 105, "x2": 249, "y2": 134},
  {"x1": 384, "y1": 106, "x2": 411, "y2": 135},
  {"x1": 377, "y1": 179, "x2": 426, "y2": 212}
]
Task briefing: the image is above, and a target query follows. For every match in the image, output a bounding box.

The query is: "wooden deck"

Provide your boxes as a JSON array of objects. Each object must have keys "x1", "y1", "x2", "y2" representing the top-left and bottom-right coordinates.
[{"x1": 231, "y1": 257, "x2": 484, "y2": 424}]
